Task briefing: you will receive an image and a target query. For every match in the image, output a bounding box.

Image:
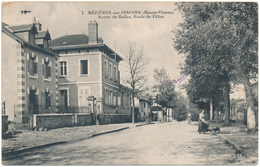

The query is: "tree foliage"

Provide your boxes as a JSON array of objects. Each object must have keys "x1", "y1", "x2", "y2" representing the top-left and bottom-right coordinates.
[
  {"x1": 152, "y1": 68, "x2": 176, "y2": 108},
  {"x1": 174, "y1": 2, "x2": 258, "y2": 131},
  {"x1": 174, "y1": 92, "x2": 188, "y2": 121}
]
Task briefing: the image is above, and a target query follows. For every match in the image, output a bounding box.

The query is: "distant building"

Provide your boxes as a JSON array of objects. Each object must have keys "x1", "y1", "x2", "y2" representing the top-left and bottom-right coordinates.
[
  {"x1": 134, "y1": 96, "x2": 152, "y2": 122},
  {"x1": 2, "y1": 21, "x2": 57, "y2": 123},
  {"x1": 49, "y1": 21, "x2": 131, "y2": 123}
]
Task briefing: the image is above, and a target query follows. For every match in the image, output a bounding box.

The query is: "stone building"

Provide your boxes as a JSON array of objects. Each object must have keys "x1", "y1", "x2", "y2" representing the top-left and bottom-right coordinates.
[
  {"x1": 49, "y1": 21, "x2": 132, "y2": 123},
  {"x1": 2, "y1": 22, "x2": 58, "y2": 123}
]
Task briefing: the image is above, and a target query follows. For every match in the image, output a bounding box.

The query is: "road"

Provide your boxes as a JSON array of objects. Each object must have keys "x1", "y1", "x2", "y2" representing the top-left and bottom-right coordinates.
[{"x1": 2, "y1": 121, "x2": 239, "y2": 165}]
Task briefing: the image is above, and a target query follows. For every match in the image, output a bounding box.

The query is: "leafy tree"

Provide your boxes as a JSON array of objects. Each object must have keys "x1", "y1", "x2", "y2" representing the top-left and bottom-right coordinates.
[
  {"x1": 174, "y1": 2, "x2": 258, "y2": 131},
  {"x1": 187, "y1": 101, "x2": 201, "y2": 121},
  {"x1": 121, "y1": 43, "x2": 149, "y2": 123},
  {"x1": 174, "y1": 92, "x2": 188, "y2": 121},
  {"x1": 152, "y1": 68, "x2": 176, "y2": 109}
]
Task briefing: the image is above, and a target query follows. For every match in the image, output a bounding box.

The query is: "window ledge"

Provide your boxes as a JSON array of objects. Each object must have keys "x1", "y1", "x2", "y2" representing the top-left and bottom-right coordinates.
[
  {"x1": 44, "y1": 78, "x2": 51, "y2": 82},
  {"x1": 59, "y1": 75, "x2": 67, "y2": 78},
  {"x1": 29, "y1": 75, "x2": 38, "y2": 79},
  {"x1": 80, "y1": 74, "x2": 89, "y2": 77}
]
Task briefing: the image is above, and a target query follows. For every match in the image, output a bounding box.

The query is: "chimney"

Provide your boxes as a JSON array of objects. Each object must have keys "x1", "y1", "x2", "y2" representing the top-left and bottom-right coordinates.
[
  {"x1": 35, "y1": 21, "x2": 42, "y2": 31},
  {"x1": 88, "y1": 20, "x2": 98, "y2": 44}
]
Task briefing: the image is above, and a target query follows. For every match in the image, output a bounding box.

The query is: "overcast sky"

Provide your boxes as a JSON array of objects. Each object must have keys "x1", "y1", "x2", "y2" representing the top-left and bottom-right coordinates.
[{"x1": 2, "y1": 2, "x2": 245, "y2": 99}]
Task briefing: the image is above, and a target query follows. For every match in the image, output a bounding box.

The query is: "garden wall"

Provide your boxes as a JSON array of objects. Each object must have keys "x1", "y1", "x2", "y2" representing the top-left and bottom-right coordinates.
[
  {"x1": 75, "y1": 113, "x2": 92, "y2": 126},
  {"x1": 33, "y1": 114, "x2": 73, "y2": 130},
  {"x1": 101, "y1": 114, "x2": 131, "y2": 124}
]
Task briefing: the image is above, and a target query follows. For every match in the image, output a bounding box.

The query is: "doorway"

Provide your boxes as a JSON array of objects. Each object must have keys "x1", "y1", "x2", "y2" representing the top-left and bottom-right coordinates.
[{"x1": 59, "y1": 89, "x2": 68, "y2": 113}]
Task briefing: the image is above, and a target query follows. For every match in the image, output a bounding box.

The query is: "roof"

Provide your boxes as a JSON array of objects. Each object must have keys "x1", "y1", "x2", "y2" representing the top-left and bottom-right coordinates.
[
  {"x1": 7, "y1": 24, "x2": 37, "y2": 34},
  {"x1": 2, "y1": 22, "x2": 56, "y2": 57},
  {"x1": 35, "y1": 30, "x2": 51, "y2": 40},
  {"x1": 49, "y1": 34, "x2": 89, "y2": 47},
  {"x1": 139, "y1": 98, "x2": 152, "y2": 103},
  {"x1": 50, "y1": 34, "x2": 123, "y2": 61}
]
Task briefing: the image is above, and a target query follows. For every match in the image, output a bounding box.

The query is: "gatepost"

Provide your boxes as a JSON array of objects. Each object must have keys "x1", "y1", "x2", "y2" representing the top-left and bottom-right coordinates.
[
  {"x1": 87, "y1": 96, "x2": 96, "y2": 125},
  {"x1": 96, "y1": 97, "x2": 103, "y2": 125}
]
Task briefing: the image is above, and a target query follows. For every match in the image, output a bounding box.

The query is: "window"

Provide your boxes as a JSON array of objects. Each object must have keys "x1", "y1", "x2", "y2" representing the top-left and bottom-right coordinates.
[
  {"x1": 114, "y1": 66, "x2": 117, "y2": 81},
  {"x1": 80, "y1": 60, "x2": 88, "y2": 75},
  {"x1": 108, "y1": 91, "x2": 111, "y2": 105},
  {"x1": 60, "y1": 61, "x2": 67, "y2": 77},
  {"x1": 45, "y1": 92, "x2": 51, "y2": 109},
  {"x1": 110, "y1": 91, "x2": 113, "y2": 105},
  {"x1": 43, "y1": 61, "x2": 51, "y2": 79},
  {"x1": 144, "y1": 102, "x2": 146, "y2": 108},
  {"x1": 109, "y1": 63, "x2": 112, "y2": 79},
  {"x1": 28, "y1": 53, "x2": 38, "y2": 76},
  {"x1": 104, "y1": 61, "x2": 108, "y2": 77},
  {"x1": 114, "y1": 93, "x2": 117, "y2": 106}
]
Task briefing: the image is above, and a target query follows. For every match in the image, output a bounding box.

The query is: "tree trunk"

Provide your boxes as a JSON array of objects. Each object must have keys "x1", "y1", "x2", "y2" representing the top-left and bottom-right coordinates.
[
  {"x1": 210, "y1": 99, "x2": 213, "y2": 120},
  {"x1": 243, "y1": 75, "x2": 256, "y2": 133},
  {"x1": 132, "y1": 91, "x2": 135, "y2": 124},
  {"x1": 223, "y1": 78, "x2": 230, "y2": 125}
]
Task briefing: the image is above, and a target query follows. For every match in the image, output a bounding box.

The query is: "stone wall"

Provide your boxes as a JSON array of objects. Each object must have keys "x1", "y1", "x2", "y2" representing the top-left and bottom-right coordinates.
[
  {"x1": 2, "y1": 115, "x2": 8, "y2": 134},
  {"x1": 101, "y1": 114, "x2": 131, "y2": 124},
  {"x1": 33, "y1": 113, "x2": 131, "y2": 130},
  {"x1": 75, "y1": 113, "x2": 92, "y2": 126},
  {"x1": 33, "y1": 114, "x2": 73, "y2": 130}
]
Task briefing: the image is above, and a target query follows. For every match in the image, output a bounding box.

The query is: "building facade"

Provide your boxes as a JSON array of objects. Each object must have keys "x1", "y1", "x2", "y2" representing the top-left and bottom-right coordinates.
[
  {"x1": 50, "y1": 21, "x2": 132, "y2": 121},
  {"x1": 2, "y1": 22, "x2": 58, "y2": 123}
]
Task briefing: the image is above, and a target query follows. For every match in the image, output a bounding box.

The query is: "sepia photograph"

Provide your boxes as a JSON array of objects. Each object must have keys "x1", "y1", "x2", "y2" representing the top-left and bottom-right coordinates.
[{"x1": 1, "y1": 1, "x2": 258, "y2": 165}]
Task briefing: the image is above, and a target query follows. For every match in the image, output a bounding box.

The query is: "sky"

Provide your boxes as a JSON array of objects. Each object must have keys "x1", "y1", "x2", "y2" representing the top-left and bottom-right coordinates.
[{"x1": 2, "y1": 2, "x2": 245, "y2": 99}]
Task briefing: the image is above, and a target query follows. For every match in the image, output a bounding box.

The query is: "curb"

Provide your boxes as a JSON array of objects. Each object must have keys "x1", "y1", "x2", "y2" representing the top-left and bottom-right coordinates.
[
  {"x1": 217, "y1": 134, "x2": 243, "y2": 156},
  {"x1": 2, "y1": 127, "x2": 130, "y2": 157},
  {"x1": 91, "y1": 127, "x2": 129, "y2": 137},
  {"x1": 2, "y1": 141, "x2": 67, "y2": 157},
  {"x1": 136, "y1": 123, "x2": 154, "y2": 127}
]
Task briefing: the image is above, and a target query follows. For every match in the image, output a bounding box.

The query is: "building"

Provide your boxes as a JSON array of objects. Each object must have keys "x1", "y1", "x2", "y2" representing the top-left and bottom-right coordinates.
[
  {"x1": 49, "y1": 21, "x2": 131, "y2": 123},
  {"x1": 138, "y1": 97, "x2": 152, "y2": 121},
  {"x1": 134, "y1": 96, "x2": 152, "y2": 122},
  {"x1": 2, "y1": 21, "x2": 58, "y2": 123}
]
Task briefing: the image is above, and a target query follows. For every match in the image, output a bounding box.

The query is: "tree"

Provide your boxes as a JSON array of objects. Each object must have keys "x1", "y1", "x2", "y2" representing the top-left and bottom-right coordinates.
[
  {"x1": 121, "y1": 43, "x2": 149, "y2": 123},
  {"x1": 227, "y1": 3, "x2": 258, "y2": 133},
  {"x1": 152, "y1": 68, "x2": 176, "y2": 109},
  {"x1": 185, "y1": 72, "x2": 224, "y2": 121},
  {"x1": 174, "y1": 2, "x2": 258, "y2": 130},
  {"x1": 174, "y1": 92, "x2": 188, "y2": 121}
]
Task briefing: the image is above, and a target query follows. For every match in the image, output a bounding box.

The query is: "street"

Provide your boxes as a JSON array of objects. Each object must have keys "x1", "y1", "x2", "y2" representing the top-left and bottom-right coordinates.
[{"x1": 2, "y1": 121, "x2": 239, "y2": 165}]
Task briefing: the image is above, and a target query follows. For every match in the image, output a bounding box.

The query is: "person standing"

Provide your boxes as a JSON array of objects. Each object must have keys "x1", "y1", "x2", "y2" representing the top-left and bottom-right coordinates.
[
  {"x1": 198, "y1": 110, "x2": 209, "y2": 133},
  {"x1": 187, "y1": 112, "x2": 191, "y2": 124}
]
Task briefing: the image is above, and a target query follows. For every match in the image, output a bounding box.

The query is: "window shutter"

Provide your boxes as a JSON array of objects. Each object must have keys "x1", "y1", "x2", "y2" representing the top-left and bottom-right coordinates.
[
  {"x1": 42, "y1": 64, "x2": 45, "y2": 76},
  {"x1": 47, "y1": 66, "x2": 51, "y2": 78},
  {"x1": 34, "y1": 62, "x2": 37, "y2": 75},
  {"x1": 28, "y1": 58, "x2": 33, "y2": 75}
]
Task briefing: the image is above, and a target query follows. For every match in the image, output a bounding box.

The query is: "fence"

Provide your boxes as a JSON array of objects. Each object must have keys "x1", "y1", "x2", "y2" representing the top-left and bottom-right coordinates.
[
  {"x1": 10, "y1": 104, "x2": 92, "y2": 130},
  {"x1": 29, "y1": 105, "x2": 91, "y2": 114}
]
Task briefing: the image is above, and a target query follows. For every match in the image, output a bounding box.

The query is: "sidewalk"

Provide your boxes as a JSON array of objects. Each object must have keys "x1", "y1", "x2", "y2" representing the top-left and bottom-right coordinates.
[
  {"x1": 208, "y1": 121, "x2": 258, "y2": 164},
  {"x1": 2, "y1": 122, "x2": 148, "y2": 156}
]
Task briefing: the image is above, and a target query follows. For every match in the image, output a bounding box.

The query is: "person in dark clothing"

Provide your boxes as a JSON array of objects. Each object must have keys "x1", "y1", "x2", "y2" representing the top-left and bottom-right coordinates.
[{"x1": 198, "y1": 110, "x2": 209, "y2": 133}]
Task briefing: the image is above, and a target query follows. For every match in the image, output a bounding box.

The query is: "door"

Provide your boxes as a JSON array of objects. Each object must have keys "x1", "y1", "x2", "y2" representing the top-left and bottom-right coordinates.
[
  {"x1": 78, "y1": 87, "x2": 90, "y2": 113},
  {"x1": 29, "y1": 90, "x2": 38, "y2": 114},
  {"x1": 59, "y1": 90, "x2": 68, "y2": 113}
]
